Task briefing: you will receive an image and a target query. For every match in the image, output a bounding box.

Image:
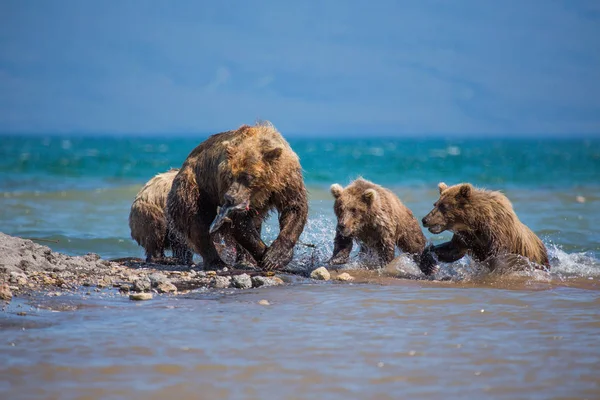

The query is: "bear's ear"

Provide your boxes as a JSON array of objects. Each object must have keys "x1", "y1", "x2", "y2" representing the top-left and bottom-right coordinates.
[
  {"x1": 362, "y1": 188, "x2": 377, "y2": 204},
  {"x1": 263, "y1": 147, "x2": 283, "y2": 162},
  {"x1": 438, "y1": 182, "x2": 448, "y2": 194},
  {"x1": 458, "y1": 183, "x2": 472, "y2": 199},
  {"x1": 223, "y1": 141, "x2": 235, "y2": 160},
  {"x1": 330, "y1": 184, "x2": 343, "y2": 198}
]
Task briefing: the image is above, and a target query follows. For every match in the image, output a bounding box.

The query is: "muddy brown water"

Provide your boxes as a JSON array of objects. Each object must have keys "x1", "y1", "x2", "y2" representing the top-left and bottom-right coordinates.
[{"x1": 1, "y1": 272, "x2": 599, "y2": 400}]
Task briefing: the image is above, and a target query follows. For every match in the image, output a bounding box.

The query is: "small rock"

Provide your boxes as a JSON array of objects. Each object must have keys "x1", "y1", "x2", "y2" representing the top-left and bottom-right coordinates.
[
  {"x1": 270, "y1": 276, "x2": 285, "y2": 285},
  {"x1": 43, "y1": 276, "x2": 56, "y2": 285},
  {"x1": 335, "y1": 272, "x2": 355, "y2": 282},
  {"x1": 133, "y1": 277, "x2": 152, "y2": 292},
  {"x1": 84, "y1": 253, "x2": 101, "y2": 262},
  {"x1": 148, "y1": 273, "x2": 168, "y2": 287},
  {"x1": 206, "y1": 271, "x2": 217, "y2": 277},
  {"x1": 258, "y1": 299, "x2": 270, "y2": 306},
  {"x1": 97, "y1": 276, "x2": 112, "y2": 288},
  {"x1": 9, "y1": 271, "x2": 27, "y2": 285},
  {"x1": 191, "y1": 270, "x2": 207, "y2": 278},
  {"x1": 211, "y1": 276, "x2": 231, "y2": 289},
  {"x1": 119, "y1": 285, "x2": 130, "y2": 293},
  {"x1": 156, "y1": 282, "x2": 177, "y2": 294},
  {"x1": 251, "y1": 276, "x2": 285, "y2": 288},
  {"x1": 231, "y1": 274, "x2": 252, "y2": 289},
  {"x1": 0, "y1": 283, "x2": 13, "y2": 302},
  {"x1": 129, "y1": 293, "x2": 153, "y2": 301},
  {"x1": 310, "y1": 267, "x2": 331, "y2": 281},
  {"x1": 576, "y1": 196, "x2": 586, "y2": 203},
  {"x1": 17, "y1": 311, "x2": 27, "y2": 316}
]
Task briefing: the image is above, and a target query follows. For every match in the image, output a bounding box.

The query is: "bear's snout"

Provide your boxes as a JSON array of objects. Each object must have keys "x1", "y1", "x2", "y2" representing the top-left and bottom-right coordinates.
[
  {"x1": 422, "y1": 216, "x2": 429, "y2": 226},
  {"x1": 336, "y1": 223, "x2": 352, "y2": 237}
]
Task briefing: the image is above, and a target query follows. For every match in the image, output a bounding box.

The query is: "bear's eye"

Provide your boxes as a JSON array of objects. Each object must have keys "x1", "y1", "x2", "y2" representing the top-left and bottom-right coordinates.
[
  {"x1": 348, "y1": 207, "x2": 357, "y2": 214},
  {"x1": 238, "y1": 173, "x2": 254, "y2": 185},
  {"x1": 438, "y1": 203, "x2": 447, "y2": 213}
]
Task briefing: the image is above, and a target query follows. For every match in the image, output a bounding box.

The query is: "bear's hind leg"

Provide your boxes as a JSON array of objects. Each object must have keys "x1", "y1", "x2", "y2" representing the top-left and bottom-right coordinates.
[
  {"x1": 169, "y1": 230, "x2": 193, "y2": 265},
  {"x1": 144, "y1": 243, "x2": 165, "y2": 263}
]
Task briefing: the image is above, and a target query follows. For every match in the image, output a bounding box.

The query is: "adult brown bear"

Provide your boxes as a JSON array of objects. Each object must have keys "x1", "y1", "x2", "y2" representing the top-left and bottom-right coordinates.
[
  {"x1": 166, "y1": 122, "x2": 308, "y2": 270},
  {"x1": 420, "y1": 182, "x2": 550, "y2": 275}
]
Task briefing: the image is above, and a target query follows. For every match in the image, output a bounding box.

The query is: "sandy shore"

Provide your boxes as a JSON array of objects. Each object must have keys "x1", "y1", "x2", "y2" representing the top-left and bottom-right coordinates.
[{"x1": 0, "y1": 232, "x2": 294, "y2": 303}]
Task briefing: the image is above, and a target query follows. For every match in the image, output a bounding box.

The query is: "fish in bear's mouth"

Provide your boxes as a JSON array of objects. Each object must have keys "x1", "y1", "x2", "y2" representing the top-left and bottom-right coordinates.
[{"x1": 209, "y1": 200, "x2": 250, "y2": 234}]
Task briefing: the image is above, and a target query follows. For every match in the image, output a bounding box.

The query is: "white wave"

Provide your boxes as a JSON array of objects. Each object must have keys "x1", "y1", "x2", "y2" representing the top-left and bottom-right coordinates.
[{"x1": 547, "y1": 244, "x2": 600, "y2": 277}]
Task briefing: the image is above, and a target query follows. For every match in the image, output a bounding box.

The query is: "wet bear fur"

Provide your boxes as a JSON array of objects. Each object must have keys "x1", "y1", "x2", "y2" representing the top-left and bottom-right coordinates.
[
  {"x1": 166, "y1": 121, "x2": 308, "y2": 270},
  {"x1": 420, "y1": 182, "x2": 550, "y2": 275},
  {"x1": 329, "y1": 178, "x2": 426, "y2": 266},
  {"x1": 129, "y1": 169, "x2": 193, "y2": 263}
]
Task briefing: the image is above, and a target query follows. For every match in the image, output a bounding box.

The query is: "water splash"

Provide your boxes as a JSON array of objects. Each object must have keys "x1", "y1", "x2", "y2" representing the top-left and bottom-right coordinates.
[{"x1": 547, "y1": 243, "x2": 600, "y2": 278}]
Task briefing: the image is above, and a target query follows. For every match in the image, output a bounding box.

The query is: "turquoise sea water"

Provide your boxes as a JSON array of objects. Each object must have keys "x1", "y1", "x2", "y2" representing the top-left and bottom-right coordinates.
[{"x1": 0, "y1": 135, "x2": 598, "y2": 264}]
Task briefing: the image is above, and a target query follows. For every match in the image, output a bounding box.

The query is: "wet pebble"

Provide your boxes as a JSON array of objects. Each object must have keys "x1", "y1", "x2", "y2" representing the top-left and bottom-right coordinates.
[
  {"x1": 148, "y1": 273, "x2": 168, "y2": 287},
  {"x1": 133, "y1": 277, "x2": 151, "y2": 292},
  {"x1": 251, "y1": 276, "x2": 284, "y2": 288},
  {"x1": 0, "y1": 283, "x2": 12, "y2": 302},
  {"x1": 192, "y1": 270, "x2": 206, "y2": 278},
  {"x1": 211, "y1": 276, "x2": 231, "y2": 289},
  {"x1": 156, "y1": 282, "x2": 177, "y2": 294},
  {"x1": 310, "y1": 267, "x2": 331, "y2": 281},
  {"x1": 232, "y1": 274, "x2": 252, "y2": 289},
  {"x1": 258, "y1": 299, "x2": 270, "y2": 306},
  {"x1": 335, "y1": 272, "x2": 355, "y2": 282},
  {"x1": 9, "y1": 271, "x2": 27, "y2": 285},
  {"x1": 129, "y1": 293, "x2": 153, "y2": 301}
]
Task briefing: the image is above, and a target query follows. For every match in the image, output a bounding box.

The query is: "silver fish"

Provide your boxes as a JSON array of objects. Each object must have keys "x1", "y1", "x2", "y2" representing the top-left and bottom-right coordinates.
[{"x1": 209, "y1": 201, "x2": 249, "y2": 234}]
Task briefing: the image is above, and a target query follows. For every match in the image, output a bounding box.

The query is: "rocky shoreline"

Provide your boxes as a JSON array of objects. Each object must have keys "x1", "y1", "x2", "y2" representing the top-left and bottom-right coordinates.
[{"x1": 0, "y1": 232, "x2": 306, "y2": 303}]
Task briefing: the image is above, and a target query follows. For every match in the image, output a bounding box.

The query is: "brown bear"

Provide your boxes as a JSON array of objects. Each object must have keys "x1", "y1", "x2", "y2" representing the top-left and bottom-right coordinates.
[
  {"x1": 329, "y1": 178, "x2": 426, "y2": 266},
  {"x1": 419, "y1": 182, "x2": 550, "y2": 275},
  {"x1": 166, "y1": 121, "x2": 308, "y2": 270},
  {"x1": 129, "y1": 169, "x2": 193, "y2": 263}
]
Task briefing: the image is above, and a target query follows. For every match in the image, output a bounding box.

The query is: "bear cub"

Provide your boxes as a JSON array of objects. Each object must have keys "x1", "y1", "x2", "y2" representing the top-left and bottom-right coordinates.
[
  {"x1": 129, "y1": 169, "x2": 193, "y2": 264},
  {"x1": 420, "y1": 182, "x2": 550, "y2": 275},
  {"x1": 329, "y1": 178, "x2": 426, "y2": 266}
]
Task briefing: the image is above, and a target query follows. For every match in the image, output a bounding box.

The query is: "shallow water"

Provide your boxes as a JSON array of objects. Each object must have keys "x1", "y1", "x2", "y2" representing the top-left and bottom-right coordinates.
[
  {"x1": 1, "y1": 136, "x2": 600, "y2": 398},
  {"x1": 2, "y1": 281, "x2": 600, "y2": 400}
]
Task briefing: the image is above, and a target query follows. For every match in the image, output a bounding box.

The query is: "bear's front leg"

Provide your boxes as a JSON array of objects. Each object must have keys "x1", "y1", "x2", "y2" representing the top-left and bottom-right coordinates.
[
  {"x1": 329, "y1": 229, "x2": 354, "y2": 265},
  {"x1": 376, "y1": 237, "x2": 396, "y2": 265},
  {"x1": 419, "y1": 236, "x2": 467, "y2": 276},
  {"x1": 231, "y1": 215, "x2": 267, "y2": 264},
  {"x1": 261, "y1": 197, "x2": 308, "y2": 270}
]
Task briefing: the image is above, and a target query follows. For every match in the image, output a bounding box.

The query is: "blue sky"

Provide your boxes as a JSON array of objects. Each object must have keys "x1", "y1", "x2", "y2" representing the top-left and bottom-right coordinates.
[{"x1": 0, "y1": 0, "x2": 599, "y2": 136}]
